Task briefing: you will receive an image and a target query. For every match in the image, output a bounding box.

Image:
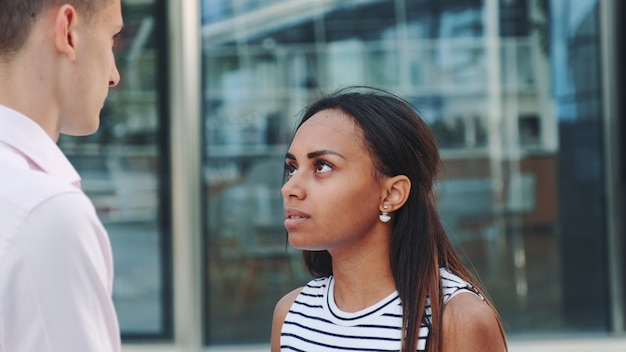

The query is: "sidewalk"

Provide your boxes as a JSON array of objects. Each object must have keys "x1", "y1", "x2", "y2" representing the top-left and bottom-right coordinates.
[
  {"x1": 508, "y1": 336, "x2": 626, "y2": 352},
  {"x1": 123, "y1": 336, "x2": 626, "y2": 352}
]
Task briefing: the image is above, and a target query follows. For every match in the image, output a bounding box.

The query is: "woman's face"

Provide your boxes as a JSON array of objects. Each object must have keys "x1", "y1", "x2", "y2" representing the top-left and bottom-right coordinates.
[{"x1": 282, "y1": 109, "x2": 389, "y2": 254}]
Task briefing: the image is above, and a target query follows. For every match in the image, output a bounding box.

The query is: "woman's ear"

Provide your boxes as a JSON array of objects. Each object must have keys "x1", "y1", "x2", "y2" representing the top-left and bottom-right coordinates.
[
  {"x1": 53, "y1": 5, "x2": 78, "y2": 61},
  {"x1": 381, "y1": 175, "x2": 411, "y2": 211}
]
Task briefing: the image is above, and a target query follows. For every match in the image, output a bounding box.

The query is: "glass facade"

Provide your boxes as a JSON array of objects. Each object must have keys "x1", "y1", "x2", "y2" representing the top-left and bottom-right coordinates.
[
  {"x1": 200, "y1": 0, "x2": 614, "y2": 345},
  {"x1": 59, "y1": 0, "x2": 625, "y2": 349}
]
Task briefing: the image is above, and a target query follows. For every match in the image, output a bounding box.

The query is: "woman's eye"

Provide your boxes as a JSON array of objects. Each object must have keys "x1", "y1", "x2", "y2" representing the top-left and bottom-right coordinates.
[
  {"x1": 284, "y1": 163, "x2": 297, "y2": 176},
  {"x1": 315, "y1": 161, "x2": 332, "y2": 173}
]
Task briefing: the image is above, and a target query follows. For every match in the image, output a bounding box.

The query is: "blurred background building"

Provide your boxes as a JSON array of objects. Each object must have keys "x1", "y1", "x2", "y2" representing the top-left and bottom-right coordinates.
[{"x1": 57, "y1": 0, "x2": 626, "y2": 350}]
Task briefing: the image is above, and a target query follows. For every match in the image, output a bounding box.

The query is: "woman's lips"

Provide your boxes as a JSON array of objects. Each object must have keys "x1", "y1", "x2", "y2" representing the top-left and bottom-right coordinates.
[{"x1": 284, "y1": 208, "x2": 310, "y2": 229}]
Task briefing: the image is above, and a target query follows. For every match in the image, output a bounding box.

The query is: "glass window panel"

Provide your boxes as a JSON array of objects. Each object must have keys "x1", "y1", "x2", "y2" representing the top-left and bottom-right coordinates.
[
  {"x1": 202, "y1": 0, "x2": 234, "y2": 23},
  {"x1": 246, "y1": 21, "x2": 317, "y2": 46},
  {"x1": 436, "y1": 40, "x2": 487, "y2": 88},
  {"x1": 201, "y1": 0, "x2": 610, "y2": 345},
  {"x1": 367, "y1": 48, "x2": 400, "y2": 86},
  {"x1": 500, "y1": 38, "x2": 535, "y2": 90},
  {"x1": 323, "y1": 1, "x2": 397, "y2": 42},
  {"x1": 58, "y1": 0, "x2": 171, "y2": 339},
  {"x1": 499, "y1": 0, "x2": 530, "y2": 37},
  {"x1": 549, "y1": 0, "x2": 608, "y2": 330},
  {"x1": 285, "y1": 51, "x2": 321, "y2": 90}
]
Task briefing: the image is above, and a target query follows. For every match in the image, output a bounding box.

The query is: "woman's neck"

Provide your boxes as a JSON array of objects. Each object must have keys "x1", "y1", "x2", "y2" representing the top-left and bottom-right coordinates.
[{"x1": 329, "y1": 242, "x2": 396, "y2": 312}]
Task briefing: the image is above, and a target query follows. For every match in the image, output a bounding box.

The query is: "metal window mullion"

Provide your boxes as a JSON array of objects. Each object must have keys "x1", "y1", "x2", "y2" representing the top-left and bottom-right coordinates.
[
  {"x1": 600, "y1": 0, "x2": 625, "y2": 336},
  {"x1": 169, "y1": 0, "x2": 203, "y2": 349}
]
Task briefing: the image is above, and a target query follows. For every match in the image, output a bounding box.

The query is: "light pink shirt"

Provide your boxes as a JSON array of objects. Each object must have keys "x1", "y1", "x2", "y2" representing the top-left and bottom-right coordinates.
[{"x1": 0, "y1": 104, "x2": 121, "y2": 351}]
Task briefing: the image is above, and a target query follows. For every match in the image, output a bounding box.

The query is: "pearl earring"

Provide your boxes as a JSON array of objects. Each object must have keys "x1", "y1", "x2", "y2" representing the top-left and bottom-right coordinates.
[{"x1": 379, "y1": 205, "x2": 391, "y2": 223}]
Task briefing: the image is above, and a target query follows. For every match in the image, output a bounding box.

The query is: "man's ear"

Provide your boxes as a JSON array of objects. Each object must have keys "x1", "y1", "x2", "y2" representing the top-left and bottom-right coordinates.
[
  {"x1": 53, "y1": 5, "x2": 78, "y2": 61},
  {"x1": 380, "y1": 175, "x2": 411, "y2": 211}
]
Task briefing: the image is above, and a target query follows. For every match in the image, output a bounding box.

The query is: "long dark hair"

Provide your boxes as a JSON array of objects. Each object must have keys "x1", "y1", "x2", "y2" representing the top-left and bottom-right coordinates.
[{"x1": 292, "y1": 86, "x2": 506, "y2": 352}]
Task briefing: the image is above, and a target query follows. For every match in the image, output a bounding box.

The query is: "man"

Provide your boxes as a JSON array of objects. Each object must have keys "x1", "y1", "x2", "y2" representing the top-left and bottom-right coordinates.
[{"x1": 0, "y1": 0, "x2": 124, "y2": 350}]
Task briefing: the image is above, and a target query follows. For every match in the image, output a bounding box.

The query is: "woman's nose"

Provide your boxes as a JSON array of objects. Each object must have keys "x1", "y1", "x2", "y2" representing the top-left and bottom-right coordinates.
[{"x1": 281, "y1": 175, "x2": 305, "y2": 200}]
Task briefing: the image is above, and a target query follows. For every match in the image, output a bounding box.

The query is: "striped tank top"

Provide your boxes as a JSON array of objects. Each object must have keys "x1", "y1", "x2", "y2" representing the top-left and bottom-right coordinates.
[{"x1": 280, "y1": 268, "x2": 482, "y2": 351}]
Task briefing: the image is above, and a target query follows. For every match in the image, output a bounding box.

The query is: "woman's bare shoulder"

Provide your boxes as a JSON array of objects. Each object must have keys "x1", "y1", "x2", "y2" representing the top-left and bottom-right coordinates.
[
  {"x1": 271, "y1": 287, "x2": 304, "y2": 352},
  {"x1": 442, "y1": 292, "x2": 507, "y2": 352},
  {"x1": 274, "y1": 287, "x2": 304, "y2": 320}
]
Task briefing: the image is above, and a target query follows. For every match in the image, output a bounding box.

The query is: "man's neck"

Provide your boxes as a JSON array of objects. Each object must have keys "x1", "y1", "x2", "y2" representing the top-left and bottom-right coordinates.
[{"x1": 0, "y1": 53, "x2": 61, "y2": 142}]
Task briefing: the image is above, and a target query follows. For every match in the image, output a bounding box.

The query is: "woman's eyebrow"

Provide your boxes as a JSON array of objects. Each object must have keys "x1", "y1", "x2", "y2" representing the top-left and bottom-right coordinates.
[
  {"x1": 285, "y1": 150, "x2": 346, "y2": 160},
  {"x1": 307, "y1": 150, "x2": 345, "y2": 159}
]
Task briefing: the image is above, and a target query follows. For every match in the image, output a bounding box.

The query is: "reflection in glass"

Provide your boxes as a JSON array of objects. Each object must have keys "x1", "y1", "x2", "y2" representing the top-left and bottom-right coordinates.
[{"x1": 201, "y1": 0, "x2": 608, "y2": 345}]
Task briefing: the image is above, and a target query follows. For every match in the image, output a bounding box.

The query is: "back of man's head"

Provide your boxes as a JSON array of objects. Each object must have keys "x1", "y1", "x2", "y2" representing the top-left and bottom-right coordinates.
[{"x1": 0, "y1": 0, "x2": 109, "y2": 61}]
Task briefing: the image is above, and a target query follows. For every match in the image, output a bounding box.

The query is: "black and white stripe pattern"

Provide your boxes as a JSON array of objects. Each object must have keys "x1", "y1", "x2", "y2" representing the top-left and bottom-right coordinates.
[{"x1": 280, "y1": 268, "x2": 480, "y2": 351}]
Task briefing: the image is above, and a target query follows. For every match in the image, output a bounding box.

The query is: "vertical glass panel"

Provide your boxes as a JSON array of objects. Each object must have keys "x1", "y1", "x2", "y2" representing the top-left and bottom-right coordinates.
[
  {"x1": 58, "y1": 0, "x2": 171, "y2": 339},
  {"x1": 203, "y1": 28, "x2": 305, "y2": 343},
  {"x1": 201, "y1": 0, "x2": 609, "y2": 345},
  {"x1": 551, "y1": 0, "x2": 608, "y2": 330}
]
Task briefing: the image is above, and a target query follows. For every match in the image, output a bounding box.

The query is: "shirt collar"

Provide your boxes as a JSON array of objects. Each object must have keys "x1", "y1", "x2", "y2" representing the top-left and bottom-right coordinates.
[{"x1": 0, "y1": 104, "x2": 81, "y2": 188}]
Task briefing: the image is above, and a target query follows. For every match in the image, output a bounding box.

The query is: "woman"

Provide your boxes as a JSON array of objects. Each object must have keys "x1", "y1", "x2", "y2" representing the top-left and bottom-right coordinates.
[{"x1": 271, "y1": 87, "x2": 507, "y2": 352}]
